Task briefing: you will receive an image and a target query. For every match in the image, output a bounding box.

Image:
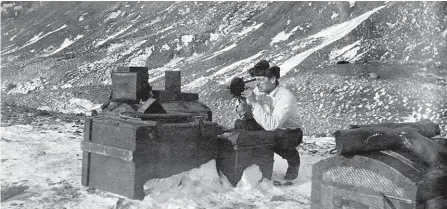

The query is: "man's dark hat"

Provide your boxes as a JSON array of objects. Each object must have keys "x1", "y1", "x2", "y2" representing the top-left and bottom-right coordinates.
[{"x1": 248, "y1": 60, "x2": 280, "y2": 78}]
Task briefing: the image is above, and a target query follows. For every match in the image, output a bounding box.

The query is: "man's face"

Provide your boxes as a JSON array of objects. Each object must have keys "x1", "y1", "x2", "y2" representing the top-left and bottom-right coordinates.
[{"x1": 254, "y1": 76, "x2": 276, "y2": 93}]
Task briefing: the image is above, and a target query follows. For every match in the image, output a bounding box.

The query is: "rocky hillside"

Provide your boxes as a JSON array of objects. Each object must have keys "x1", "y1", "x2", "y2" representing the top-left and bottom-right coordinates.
[{"x1": 1, "y1": 1, "x2": 447, "y2": 136}]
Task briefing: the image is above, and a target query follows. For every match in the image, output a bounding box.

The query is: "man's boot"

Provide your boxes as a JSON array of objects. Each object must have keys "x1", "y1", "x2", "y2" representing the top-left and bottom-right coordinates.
[{"x1": 284, "y1": 163, "x2": 299, "y2": 180}]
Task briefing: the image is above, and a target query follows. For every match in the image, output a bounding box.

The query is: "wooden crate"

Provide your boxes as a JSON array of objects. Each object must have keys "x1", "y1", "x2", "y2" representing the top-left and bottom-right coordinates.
[
  {"x1": 111, "y1": 67, "x2": 149, "y2": 101},
  {"x1": 81, "y1": 115, "x2": 218, "y2": 200},
  {"x1": 216, "y1": 130, "x2": 276, "y2": 186}
]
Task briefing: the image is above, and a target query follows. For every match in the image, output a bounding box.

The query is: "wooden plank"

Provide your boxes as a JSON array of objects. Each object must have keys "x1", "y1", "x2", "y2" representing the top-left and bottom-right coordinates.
[
  {"x1": 90, "y1": 118, "x2": 138, "y2": 150},
  {"x1": 115, "y1": 66, "x2": 148, "y2": 73},
  {"x1": 81, "y1": 118, "x2": 93, "y2": 186},
  {"x1": 81, "y1": 152, "x2": 91, "y2": 186},
  {"x1": 83, "y1": 118, "x2": 93, "y2": 141},
  {"x1": 119, "y1": 111, "x2": 194, "y2": 123},
  {"x1": 100, "y1": 114, "x2": 158, "y2": 127},
  {"x1": 178, "y1": 92, "x2": 199, "y2": 101},
  {"x1": 137, "y1": 98, "x2": 157, "y2": 113},
  {"x1": 81, "y1": 141, "x2": 134, "y2": 162},
  {"x1": 88, "y1": 153, "x2": 141, "y2": 199},
  {"x1": 152, "y1": 90, "x2": 198, "y2": 102}
]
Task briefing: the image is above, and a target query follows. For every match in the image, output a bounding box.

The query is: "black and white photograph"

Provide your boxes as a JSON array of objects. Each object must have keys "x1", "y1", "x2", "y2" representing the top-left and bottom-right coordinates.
[{"x1": 1, "y1": 1, "x2": 447, "y2": 208}]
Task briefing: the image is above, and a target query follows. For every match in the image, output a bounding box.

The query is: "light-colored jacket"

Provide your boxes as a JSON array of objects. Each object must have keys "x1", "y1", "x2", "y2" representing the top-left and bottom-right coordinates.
[{"x1": 248, "y1": 86, "x2": 302, "y2": 131}]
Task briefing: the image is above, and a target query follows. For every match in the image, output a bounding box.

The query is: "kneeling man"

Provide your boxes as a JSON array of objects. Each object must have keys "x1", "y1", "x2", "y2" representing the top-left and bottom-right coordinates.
[{"x1": 236, "y1": 60, "x2": 303, "y2": 180}]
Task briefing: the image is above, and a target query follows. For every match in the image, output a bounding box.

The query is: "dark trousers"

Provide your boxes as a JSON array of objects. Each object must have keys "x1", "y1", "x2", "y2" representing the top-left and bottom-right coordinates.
[
  {"x1": 274, "y1": 128, "x2": 303, "y2": 166},
  {"x1": 234, "y1": 118, "x2": 303, "y2": 166}
]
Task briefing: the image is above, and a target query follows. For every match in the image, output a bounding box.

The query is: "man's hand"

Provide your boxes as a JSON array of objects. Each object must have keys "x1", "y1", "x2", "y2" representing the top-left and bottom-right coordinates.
[
  {"x1": 235, "y1": 97, "x2": 253, "y2": 119},
  {"x1": 241, "y1": 89, "x2": 257, "y2": 104}
]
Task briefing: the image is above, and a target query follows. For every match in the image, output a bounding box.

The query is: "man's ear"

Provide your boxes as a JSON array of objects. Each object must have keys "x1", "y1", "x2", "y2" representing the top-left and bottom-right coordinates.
[{"x1": 270, "y1": 76, "x2": 277, "y2": 84}]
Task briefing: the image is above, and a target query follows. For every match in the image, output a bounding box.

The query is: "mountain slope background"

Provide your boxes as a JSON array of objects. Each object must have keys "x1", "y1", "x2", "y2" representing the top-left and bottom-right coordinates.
[{"x1": 1, "y1": 1, "x2": 447, "y2": 136}]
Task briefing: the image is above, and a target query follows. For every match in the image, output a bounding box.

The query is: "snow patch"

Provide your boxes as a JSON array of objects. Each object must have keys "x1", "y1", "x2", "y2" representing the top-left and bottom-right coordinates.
[
  {"x1": 303, "y1": 136, "x2": 336, "y2": 147},
  {"x1": 9, "y1": 34, "x2": 17, "y2": 41},
  {"x1": 157, "y1": 25, "x2": 174, "y2": 35},
  {"x1": 1, "y1": 121, "x2": 325, "y2": 208},
  {"x1": 236, "y1": 22, "x2": 264, "y2": 36},
  {"x1": 149, "y1": 16, "x2": 162, "y2": 25},
  {"x1": 61, "y1": 83, "x2": 73, "y2": 89},
  {"x1": 1, "y1": 45, "x2": 15, "y2": 54},
  {"x1": 349, "y1": 1, "x2": 356, "y2": 8},
  {"x1": 95, "y1": 25, "x2": 133, "y2": 47},
  {"x1": 144, "y1": 160, "x2": 222, "y2": 198},
  {"x1": 280, "y1": 5, "x2": 386, "y2": 76},
  {"x1": 1, "y1": 124, "x2": 84, "y2": 191},
  {"x1": 270, "y1": 26, "x2": 300, "y2": 45},
  {"x1": 1, "y1": 3, "x2": 15, "y2": 11},
  {"x1": 122, "y1": 40, "x2": 147, "y2": 57},
  {"x1": 78, "y1": 13, "x2": 87, "y2": 22},
  {"x1": 159, "y1": 2, "x2": 178, "y2": 14},
  {"x1": 386, "y1": 22, "x2": 398, "y2": 28},
  {"x1": 329, "y1": 40, "x2": 366, "y2": 62},
  {"x1": 178, "y1": 7, "x2": 190, "y2": 15},
  {"x1": 6, "y1": 78, "x2": 43, "y2": 94},
  {"x1": 235, "y1": 165, "x2": 263, "y2": 191},
  {"x1": 185, "y1": 52, "x2": 204, "y2": 62},
  {"x1": 209, "y1": 33, "x2": 220, "y2": 41},
  {"x1": 128, "y1": 46, "x2": 154, "y2": 66},
  {"x1": 106, "y1": 10, "x2": 122, "y2": 21},
  {"x1": 65, "y1": 98, "x2": 102, "y2": 113},
  {"x1": 203, "y1": 43, "x2": 237, "y2": 61},
  {"x1": 162, "y1": 43, "x2": 171, "y2": 51},
  {"x1": 4, "y1": 25, "x2": 67, "y2": 55},
  {"x1": 42, "y1": 35, "x2": 84, "y2": 57},
  {"x1": 148, "y1": 57, "x2": 185, "y2": 83},
  {"x1": 402, "y1": 112, "x2": 419, "y2": 123},
  {"x1": 14, "y1": 5, "x2": 22, "y2": 11},
  {"x1": 331, "y1": 12, "x2": 339, "y2": 20},
  {"x1": 181, "y1": 35, "x2": 194, "y2": 46},
  {"x1": 35, "y1": 97, "x2": 102, "y2": 114},
  {"x1": 442, "y1": 29, "x2": 447, "y2": 38},
  {"x1": 184, "y1": 51, "x2": 263, "y2": 90},
  {"x1": 107, "y1": 43, "x2": 125, "y2": 54},
  {"x1": 219, "y1": 51, "x2": 265, "y2": 84}
]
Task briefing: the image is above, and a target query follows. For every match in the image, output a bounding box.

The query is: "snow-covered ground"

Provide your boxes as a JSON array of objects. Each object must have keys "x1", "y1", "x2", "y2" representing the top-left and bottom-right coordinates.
[{"x1": 1, "y1": 122, "x2": 332, "y2": 208}]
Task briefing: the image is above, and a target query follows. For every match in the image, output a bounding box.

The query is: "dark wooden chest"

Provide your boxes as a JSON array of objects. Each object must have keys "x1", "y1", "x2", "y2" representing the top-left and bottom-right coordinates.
[
  {"x1": 216, "y1": 130, "x2": 276, "y2": 186},
  {"x1": 81, "y1": 115, "x2": 218, "y2": 200}
]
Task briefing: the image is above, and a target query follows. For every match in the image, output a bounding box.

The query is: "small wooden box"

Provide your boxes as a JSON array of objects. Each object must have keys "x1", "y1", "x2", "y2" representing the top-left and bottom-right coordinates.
[
  {"x1": 111, "y1": 67, "x2": 149, "y2": 101},
  {"x1": 165, "y1": 71, "x2": 181, "y2": 92},
  {"x1": 216, "y1": 130, "x2": 276, "y2": 186},
  {"x1": 81, "y1": 115, "x2": 218, "y2": 200}
]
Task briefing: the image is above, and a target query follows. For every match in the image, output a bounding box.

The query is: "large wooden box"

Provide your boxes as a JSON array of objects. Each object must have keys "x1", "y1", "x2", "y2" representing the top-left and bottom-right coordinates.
[
  {"x1": 81, "y1": 115, "x2": 218, "y2": 200},
  {"x1": 311, "y1": 150, "x2": 447, "y2": 209},
  {"x1": 111, "y1": 67, "x2": 149, "y2": 101},
  {"x1": 216, "y1": 130, "x2": 276, "y2": 186}
]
